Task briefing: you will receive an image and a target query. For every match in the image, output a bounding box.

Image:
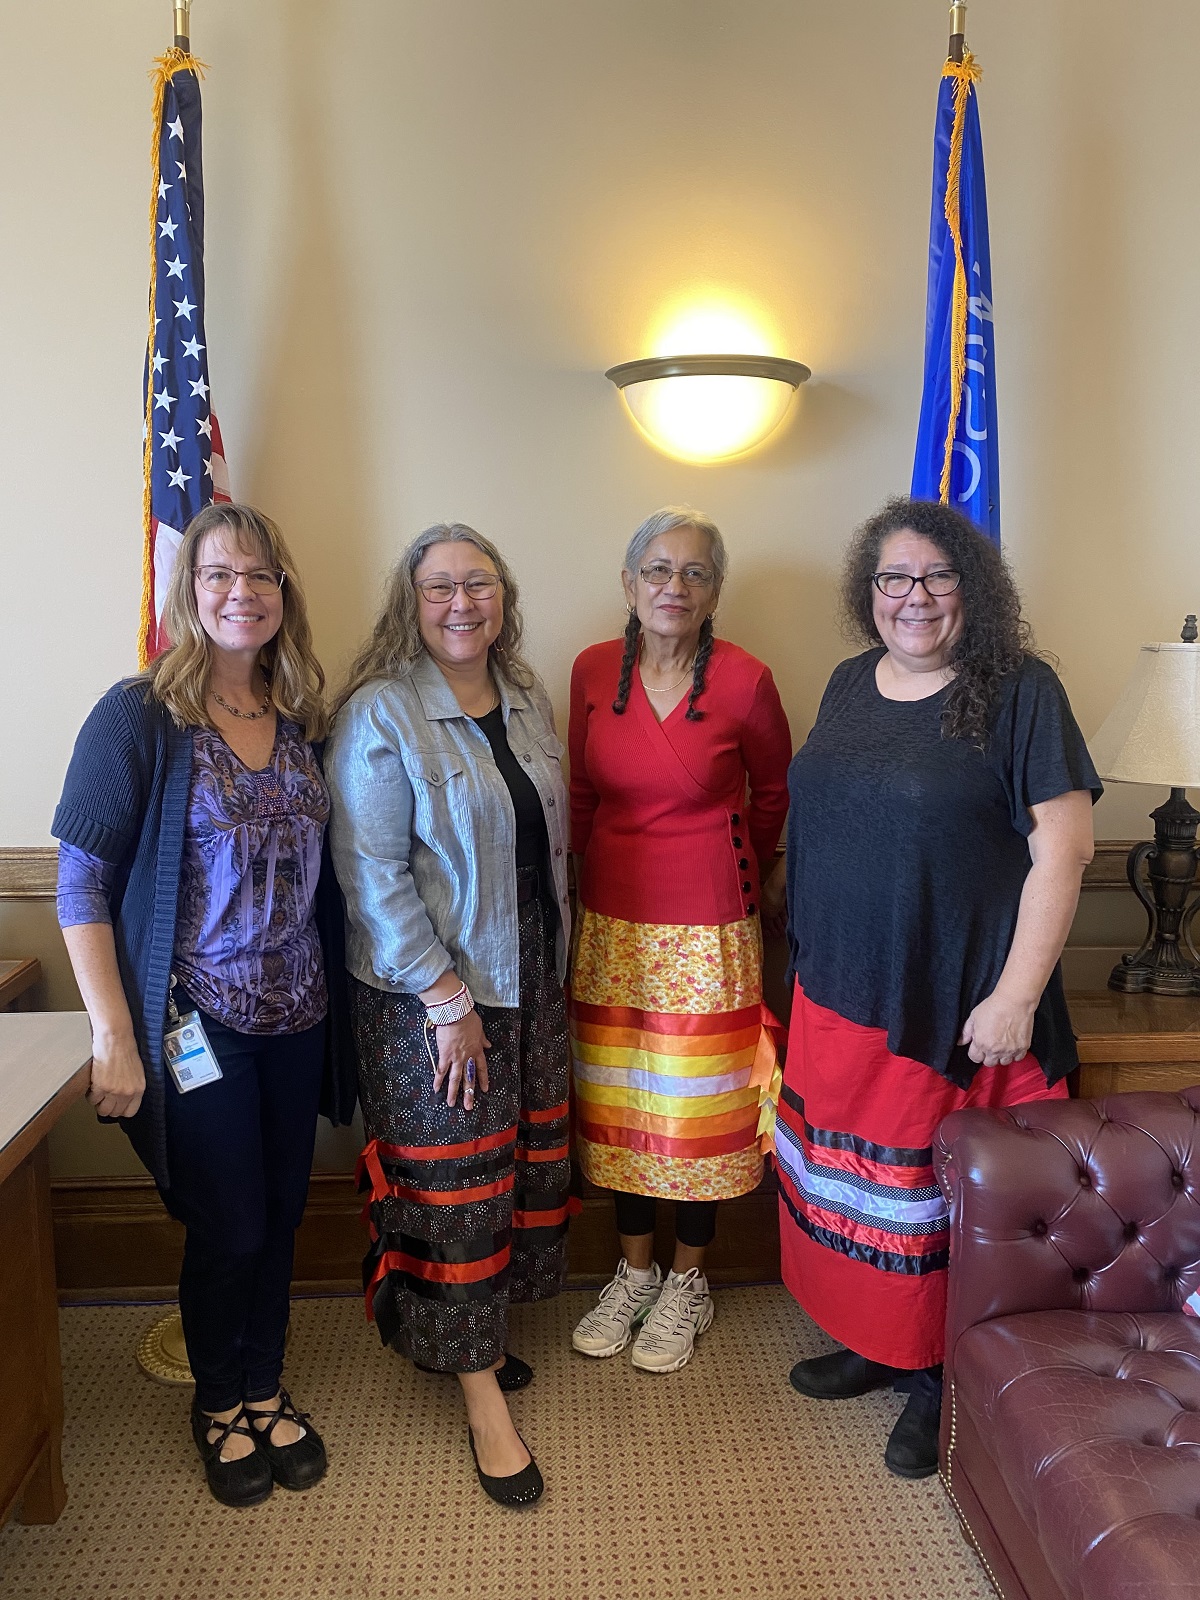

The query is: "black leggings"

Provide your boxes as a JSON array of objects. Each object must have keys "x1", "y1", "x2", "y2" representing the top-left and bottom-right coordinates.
[{"x1": 612, "y1": 1190, "x2": 718, "y2": 1249}]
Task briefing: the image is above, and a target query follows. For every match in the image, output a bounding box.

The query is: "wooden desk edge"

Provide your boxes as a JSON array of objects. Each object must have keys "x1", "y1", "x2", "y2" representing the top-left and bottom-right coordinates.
[
  {"x1": 0, "y1": 1061, "x2": 91, "y2": 1186},
  {"x1": 0, "y1": 957, "x2": 42, "y2": 1010}
]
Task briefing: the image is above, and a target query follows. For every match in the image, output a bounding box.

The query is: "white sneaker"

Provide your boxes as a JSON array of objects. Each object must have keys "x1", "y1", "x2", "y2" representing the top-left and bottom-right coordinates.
[
  {"x1": 572, "y1": 1259, "x2": 663, "y2": 1358},
  {"x1": 630, "y1": 1268, "x2": 714, "y2": 1374}
]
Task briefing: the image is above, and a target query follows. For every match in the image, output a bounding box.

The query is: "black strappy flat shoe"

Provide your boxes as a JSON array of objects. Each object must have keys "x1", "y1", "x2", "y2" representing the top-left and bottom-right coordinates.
[
  {"x1": 467, "y1": 1427, "x2": 544, "y2": 1508},
  {"x1": 415, "y1": 1353, "x2": 533, "y2": 1393},
  {"x1": 244, "y1": 1388, "x2": 327, "y2": 1491},
  {"x1": 190, "y1": 1400, "x2": 273, "y2": 1508}
]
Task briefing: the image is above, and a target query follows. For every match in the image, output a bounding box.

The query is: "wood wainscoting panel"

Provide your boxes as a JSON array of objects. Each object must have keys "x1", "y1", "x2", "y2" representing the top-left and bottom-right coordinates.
[{"x1": 52, "y1": 1171, "x2": 782, "y2": 1302}]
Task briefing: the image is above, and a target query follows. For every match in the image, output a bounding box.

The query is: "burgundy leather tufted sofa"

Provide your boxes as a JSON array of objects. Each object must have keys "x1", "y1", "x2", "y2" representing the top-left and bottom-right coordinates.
[{"x1": 935, "y1": 1087, "x2": 1200, "y2": 1600}]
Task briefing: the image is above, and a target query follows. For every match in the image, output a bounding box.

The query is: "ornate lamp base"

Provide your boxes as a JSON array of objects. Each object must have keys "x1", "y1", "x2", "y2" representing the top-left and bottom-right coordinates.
[
  {"x1": 135, "y1": 1309, "x2": 193, "y2": 1385},
  {"x1": 1109, "y1": 787, "x2": 1200, "y2": 996}
]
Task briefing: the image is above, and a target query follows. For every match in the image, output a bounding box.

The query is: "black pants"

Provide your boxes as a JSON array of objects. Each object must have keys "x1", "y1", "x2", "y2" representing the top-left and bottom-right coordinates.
[
  {"x1": 612, "y1": 1189, "x2": 718, "y2": 1250},
  {"x1": 160, "y1": 1003, "x2": 324, "y2": 1414}
]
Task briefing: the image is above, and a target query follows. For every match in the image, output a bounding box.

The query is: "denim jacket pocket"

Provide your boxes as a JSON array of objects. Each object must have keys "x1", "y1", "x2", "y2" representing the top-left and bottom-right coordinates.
[
  {"x1": 412, "y1": 755, "x2": 464, "y2": 788},
  {"x1": 537, "y1": 732, "x2": 566, "y2": 761}
]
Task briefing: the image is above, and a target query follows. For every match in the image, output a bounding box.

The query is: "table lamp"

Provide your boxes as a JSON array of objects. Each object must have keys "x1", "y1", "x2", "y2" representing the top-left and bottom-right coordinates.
[{"x1": 1088, "y1": 615, "x2": 1200, "y2": 995}]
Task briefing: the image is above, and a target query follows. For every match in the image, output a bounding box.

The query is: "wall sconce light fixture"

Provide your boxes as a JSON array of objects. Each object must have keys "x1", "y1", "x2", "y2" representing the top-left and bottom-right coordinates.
[{"x1": 605, "y1": 353, "x2": 811, "y2": 464}]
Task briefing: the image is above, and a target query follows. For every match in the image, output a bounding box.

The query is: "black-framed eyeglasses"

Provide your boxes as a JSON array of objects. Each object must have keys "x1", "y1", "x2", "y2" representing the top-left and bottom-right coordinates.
[
  {"x1": 416, "y1": 575, "x2": 502, "y2": 603},
  {"x1": 871, "y1": 569, "x2": 962, "y2": 599},
  {"x1": 194, "y1": 565, "x2": 286, "y2": 594},
  {"x1": 638, "y1": 563, "x2": 715, "y2": 589}
]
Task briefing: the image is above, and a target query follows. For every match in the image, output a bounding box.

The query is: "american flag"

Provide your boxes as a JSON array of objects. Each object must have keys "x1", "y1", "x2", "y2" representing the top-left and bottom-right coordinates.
[{"x1": 140, "y1": 51, "x2": 230, "y2": 666}]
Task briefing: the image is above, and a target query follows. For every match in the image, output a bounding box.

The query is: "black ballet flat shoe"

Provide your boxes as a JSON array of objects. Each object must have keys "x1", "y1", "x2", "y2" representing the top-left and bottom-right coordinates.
[
  {"x1": 468, "y1": 1427, "x2": 544, "y2": 1509},
  {"x1": 884, "y1": 1370, "x2": 942, "y2": 1479},
  {"x1": 415, "y1": 1353, "x2": 534, "y2": 1393},
  {"x1": 788, "y1": 1347, "x2": 900, "y2": 1400},
  {"x1": 244, "y1": 1388, "x2": 328, "y2": 1491},
  {"x1": 190, "y1": 1400, "x2": 273, "y2": 1508}
]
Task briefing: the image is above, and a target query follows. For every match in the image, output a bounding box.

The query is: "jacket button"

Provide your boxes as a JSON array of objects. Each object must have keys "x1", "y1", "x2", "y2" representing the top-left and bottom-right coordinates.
[
  {"x1": 731, "y1": 812, "x2": 741, "y2": 824},
  {"x1": 739, "y1": 858, "x2": 749, "y2": 870},
  {"x1": 742, "y1": 881, "x2": 752, "y2": 893},
  {"x1": 547, "y1": 797, "x2": 555, "y2": 807},
  {"x1": 555, "y1": 847, "x2": 563, "y2": 856},
  {"x1": 430, "y1": 770, "x2": 440, "y2": 781},
  {"x1": 732, "y1": 836, "x2": 743, "y2": 849},
  {"x1": 523, "y1": 753, "x2": 532, "y2": 762},
  {"x1": 746, "y1": 902, "x2": 756, "y2": 914}
]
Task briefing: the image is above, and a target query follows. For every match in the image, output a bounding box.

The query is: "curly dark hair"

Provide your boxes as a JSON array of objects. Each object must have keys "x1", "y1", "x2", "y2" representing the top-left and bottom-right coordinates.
[{"x1": 842, "y1": 496, "x2": 1033, "y2": 748}]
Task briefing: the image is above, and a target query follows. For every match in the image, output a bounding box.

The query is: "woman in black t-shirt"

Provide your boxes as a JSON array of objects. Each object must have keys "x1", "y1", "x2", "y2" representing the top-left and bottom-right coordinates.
[{"x1": 775, "y1": 497, "x2": 1100, "y2": 1479}]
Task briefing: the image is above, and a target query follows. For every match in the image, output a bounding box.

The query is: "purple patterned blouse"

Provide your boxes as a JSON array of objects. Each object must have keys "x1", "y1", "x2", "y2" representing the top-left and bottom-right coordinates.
[{"x1": 57, "y1": 720, "x2": 329, "y2": 1036}]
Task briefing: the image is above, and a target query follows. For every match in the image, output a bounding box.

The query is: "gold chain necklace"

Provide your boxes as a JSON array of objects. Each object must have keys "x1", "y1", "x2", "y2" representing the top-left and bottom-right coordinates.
[{"x1": 640, "y1": 648, "x2": 696, "y2": 694}]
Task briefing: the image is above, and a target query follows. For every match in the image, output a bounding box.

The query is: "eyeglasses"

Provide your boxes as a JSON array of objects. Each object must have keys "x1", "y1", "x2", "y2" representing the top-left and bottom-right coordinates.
[
  {"x1": 638, "y1": 563, "x2": 715, "y2": 589},
  {"x1": 871, "y1": 569, "x2": 962, "y2": 599},
  {"x1": 194, "y1": 565, "x2": 286, "y2": 594},
  {"x1": 416, "y1": 576, "x2": 503, "y2": 603}
]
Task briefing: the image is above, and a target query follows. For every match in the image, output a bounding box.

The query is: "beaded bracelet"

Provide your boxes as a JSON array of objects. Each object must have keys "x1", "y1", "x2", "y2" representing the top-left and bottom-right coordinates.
[{"x1": 425, "y1": 981, "x2": 475, "y2": 1027}]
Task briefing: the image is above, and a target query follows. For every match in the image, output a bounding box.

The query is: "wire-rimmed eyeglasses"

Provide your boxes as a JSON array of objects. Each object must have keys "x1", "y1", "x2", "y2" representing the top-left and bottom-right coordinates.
[
  {"x1": 416, "y1": 576, "x2": 503, "y2": 603},
  {"x1": 194, "y1": 565, "x2": 286, "y2": 594}
]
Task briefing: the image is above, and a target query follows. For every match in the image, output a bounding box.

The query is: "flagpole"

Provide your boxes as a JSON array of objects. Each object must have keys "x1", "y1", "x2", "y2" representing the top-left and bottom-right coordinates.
[
  {"x1": 173, "y1": 1, "x2": 191, "y2": 51},
  {"x1": 948, "y1": 1, "x2": 966, "y2": 63}
]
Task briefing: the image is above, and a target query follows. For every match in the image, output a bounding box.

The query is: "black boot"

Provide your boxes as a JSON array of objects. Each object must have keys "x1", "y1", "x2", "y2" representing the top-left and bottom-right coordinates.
[
  {"x1": 789, "y1": 1346, "x2": 900, "y2": 1400},
  {"x1": 884, "y1": 1367, "x2": 942, "y2": 1479}
]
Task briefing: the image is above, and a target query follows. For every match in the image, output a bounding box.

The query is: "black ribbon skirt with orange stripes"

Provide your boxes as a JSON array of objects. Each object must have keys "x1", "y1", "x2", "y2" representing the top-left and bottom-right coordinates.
[{"x1": 350, "y1": 892, "x2": 575, "y2": 1372}]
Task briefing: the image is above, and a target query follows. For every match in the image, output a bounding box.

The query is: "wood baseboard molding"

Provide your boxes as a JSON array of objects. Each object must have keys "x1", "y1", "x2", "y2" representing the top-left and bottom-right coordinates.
[
  {"x1": 1, "y1": 841, "x2": 1175, "y2": 904},
  {"x1": 51, "y1": 1172, "x2": 782, "y2": 1304}
]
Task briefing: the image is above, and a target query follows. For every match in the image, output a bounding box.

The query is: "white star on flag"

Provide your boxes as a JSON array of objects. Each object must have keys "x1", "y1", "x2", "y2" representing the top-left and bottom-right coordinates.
[
  {"x1": 158, "y1": 216, "x2": 179, "y2": 240},
  {"x1": 181, "y1": 336, "x2": 204, "y2": 360},
  {"x1": 153, "y1": 387, "x2": 176, "y2": 411},
  {"x1": 157, "y1": 177, "x2": 169, "y2": 199},
  {"x1": 158, "y1": 427, "x2": 182, "y2": 451},
  {"x1": 167, "y1": 116, "x2": 184, "y2": 141},
  {"x1": 165, "y1": 256, "x2": 186, "y2": 280},
  {"x1": 176, "y1": 161, "x2": 187, "y2": 180},
  {"x1": 167, "y1": 465, "x2": 191, "y2": 490},
  {"x1": 197, "y1": 415, "x2": 212, "y2": 438},
  {"x1": 173, "y1": 296, "x2": 195, "y2": 320},
  {"x1": 150, "y1": 349, "x2": 168, "y2": 374},
  {"x1": 189, "y1": 375, "x2": 210, "y2": 400}
]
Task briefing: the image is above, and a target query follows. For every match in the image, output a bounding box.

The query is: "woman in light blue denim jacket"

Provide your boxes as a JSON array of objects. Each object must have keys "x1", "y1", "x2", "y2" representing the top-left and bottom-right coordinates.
[{"x1": 326, "y1": 523, "x2": 571, "y2": 1509}]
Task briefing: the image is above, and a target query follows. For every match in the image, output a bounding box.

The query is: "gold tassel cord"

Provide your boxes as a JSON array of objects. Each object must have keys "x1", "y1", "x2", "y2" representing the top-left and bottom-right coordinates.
[
  {"x1": 138, "y1": 48, "x2": 208, "y2": 669},
  {"x1": 937, "y1": 49, "x2": 983, "y2": 505}
]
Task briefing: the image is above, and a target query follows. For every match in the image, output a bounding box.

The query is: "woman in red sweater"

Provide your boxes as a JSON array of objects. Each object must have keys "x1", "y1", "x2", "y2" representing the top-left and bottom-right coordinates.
[{"x1": 569, "y1": 507, "x2": 791, "y2": 1372}]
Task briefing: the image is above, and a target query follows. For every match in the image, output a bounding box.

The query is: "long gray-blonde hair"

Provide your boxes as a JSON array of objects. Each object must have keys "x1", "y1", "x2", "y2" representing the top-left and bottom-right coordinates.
[
  {"x1": 336, "y1": 522, "x2": 535, "y2": 710},
  {"x1": 144, "y1": 503, "x2": 328, "y2": 740}
]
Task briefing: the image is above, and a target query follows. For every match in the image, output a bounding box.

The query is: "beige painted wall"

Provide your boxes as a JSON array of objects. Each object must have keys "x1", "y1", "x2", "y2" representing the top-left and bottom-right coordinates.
[{"x1": 2, "y1": 2, "x2": 1197, "y2": 1172}]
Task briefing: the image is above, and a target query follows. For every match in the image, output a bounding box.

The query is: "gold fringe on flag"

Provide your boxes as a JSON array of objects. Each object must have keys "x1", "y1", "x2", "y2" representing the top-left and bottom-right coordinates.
[
  {"x1": 937, "y1": 48, "x2": 983, "y2": 506},
  {"x1": 138, "y1": 47, "x2": 208, "y2": 669}
]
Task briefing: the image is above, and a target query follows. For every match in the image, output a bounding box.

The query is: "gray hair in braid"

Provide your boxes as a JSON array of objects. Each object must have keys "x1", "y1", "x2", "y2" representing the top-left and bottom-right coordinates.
[{"x1": 612, "y1": 506, "x2": 727, "y2": 717}]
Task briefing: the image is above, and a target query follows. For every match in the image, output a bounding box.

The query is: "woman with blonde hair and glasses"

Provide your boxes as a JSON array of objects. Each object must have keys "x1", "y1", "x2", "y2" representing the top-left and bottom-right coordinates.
[
  {"x1": 53, "y1": 503, "x2": 352, "y2": 1508},
  {"x1": 326, "y1": 522, "x2": 572, "y2": 1508}
]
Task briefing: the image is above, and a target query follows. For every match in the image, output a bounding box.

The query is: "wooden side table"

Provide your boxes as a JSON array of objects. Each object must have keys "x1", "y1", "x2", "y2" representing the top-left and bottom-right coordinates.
[
  {"x1": 0, "y1": 1012, "x2": 92, "y2": 1528},
  {"x1": 1067, "y1": 989, "x2": 1200, "y2": 1098},
  {"x1": 0, "y1": 958, "x2": 41, "y2": 1012}
]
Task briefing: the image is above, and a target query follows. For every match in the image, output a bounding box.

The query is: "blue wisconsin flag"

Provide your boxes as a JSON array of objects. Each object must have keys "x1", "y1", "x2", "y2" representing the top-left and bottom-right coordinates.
[{"x1": 911, "y1": 51, "x2": 1000, "y2": 544}]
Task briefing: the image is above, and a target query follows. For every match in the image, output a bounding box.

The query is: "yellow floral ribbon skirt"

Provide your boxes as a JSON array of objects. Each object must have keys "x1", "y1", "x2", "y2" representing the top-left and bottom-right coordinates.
[{"x1": 569, "y1": 908, "x2": 783, "y2": 1202}]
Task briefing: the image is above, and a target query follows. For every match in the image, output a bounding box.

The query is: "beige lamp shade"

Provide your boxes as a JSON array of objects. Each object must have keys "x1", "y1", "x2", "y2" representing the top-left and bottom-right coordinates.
[{"x1": 1088, "y1": 642, "x2": 1200, "y2": 787}]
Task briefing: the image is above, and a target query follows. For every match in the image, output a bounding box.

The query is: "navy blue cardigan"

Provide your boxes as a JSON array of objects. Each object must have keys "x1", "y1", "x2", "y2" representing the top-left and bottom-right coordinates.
[{"x1": 52, "y1": 680, "x2": 357, "y2": 1189}]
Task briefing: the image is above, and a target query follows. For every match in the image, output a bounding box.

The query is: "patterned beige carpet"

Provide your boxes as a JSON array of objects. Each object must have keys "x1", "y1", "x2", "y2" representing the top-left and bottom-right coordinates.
[{"x1": 2, "y1": 1291, "x2": 990, "y2": 1600}]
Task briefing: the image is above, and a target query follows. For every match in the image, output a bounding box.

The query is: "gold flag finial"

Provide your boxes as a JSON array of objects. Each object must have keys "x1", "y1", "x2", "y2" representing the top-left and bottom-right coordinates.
[
  {"x1": 949, "y1": 3, "x2": 967, "y2": 64},
  {"x1": 173, "y1": 1, "x2": 192, "y2": 51}
]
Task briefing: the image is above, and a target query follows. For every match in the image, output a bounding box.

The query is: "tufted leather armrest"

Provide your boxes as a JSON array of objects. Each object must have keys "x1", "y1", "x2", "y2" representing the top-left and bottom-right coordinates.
[{"x1": 935, "y1": 1088, "x2": 1200, "y2": 1370}]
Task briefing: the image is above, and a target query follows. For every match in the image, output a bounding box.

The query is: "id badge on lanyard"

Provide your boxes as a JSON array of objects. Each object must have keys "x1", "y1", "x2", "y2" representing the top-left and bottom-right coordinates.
[{"x1": 163, "y1": 975, "x2": 223, "y2": 1093}]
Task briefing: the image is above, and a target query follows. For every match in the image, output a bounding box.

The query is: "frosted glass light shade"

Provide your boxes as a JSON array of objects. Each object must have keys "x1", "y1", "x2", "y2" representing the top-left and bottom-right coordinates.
[
  {"x1": 606, "y1": 354, "x2": 810, "y2": 464},
  {"x1": 1088, "y1": 642, "x2": 1200, "y2": 787}
]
